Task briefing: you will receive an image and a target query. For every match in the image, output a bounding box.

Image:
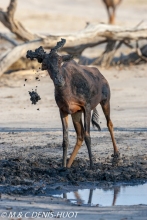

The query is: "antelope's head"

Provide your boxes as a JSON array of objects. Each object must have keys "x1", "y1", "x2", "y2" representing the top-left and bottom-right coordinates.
[{"x1": 26, "y1": 39, "x2": 73, "y2": 87}]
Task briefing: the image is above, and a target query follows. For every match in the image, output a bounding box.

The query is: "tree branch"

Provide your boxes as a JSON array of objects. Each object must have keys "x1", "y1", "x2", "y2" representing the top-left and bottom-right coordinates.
[
  {"x1": 0, "y1": 33, "x2": 18, "y2": 46},
  {"x1": 136, "y1": 41, "x2": 147, "y2": 62},
  {"x1": 7, "y1": 0, "x2": 17, "y2": 19},
  {"x1": 0, "y1": 0, "x2": 37, "y2": 41}
]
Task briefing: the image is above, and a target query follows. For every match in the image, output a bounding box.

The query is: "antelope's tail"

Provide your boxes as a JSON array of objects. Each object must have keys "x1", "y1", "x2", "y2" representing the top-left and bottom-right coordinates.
[{"x1": 91, "y1": 108, "x2": 101, "y2": 131}]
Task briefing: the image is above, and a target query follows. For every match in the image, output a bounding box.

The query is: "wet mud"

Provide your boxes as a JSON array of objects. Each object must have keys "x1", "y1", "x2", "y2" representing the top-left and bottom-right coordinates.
[
  {"x1": 0, "y1": 131, "x2": 147, "y2": 196},
  {"x1": 0, "y1": 154, "x2": 146, "y2": 187}
]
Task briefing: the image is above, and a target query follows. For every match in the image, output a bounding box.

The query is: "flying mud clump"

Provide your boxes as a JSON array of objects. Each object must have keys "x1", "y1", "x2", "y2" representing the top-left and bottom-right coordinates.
[{"x1": 28, "y1": 89, "x2": 41, "y2": 105}]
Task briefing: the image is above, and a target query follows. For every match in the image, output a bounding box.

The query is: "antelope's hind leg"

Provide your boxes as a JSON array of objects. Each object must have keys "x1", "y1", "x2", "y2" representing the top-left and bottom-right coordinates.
[
  {"x1": 84, "y1": 105, "x2": 94, "y2": 169},
  {"x1": 101, "y1": 101, "x2": 120, "y2": 163},
  {"x1": 67, "y1": 111, "x2": 84, "y2": 168}
]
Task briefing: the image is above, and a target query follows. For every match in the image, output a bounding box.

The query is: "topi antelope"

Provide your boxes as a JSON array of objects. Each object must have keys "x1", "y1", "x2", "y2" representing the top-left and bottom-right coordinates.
[
  {"x1": 26, "y1": 39, "x2": 120, "y2": 168},
  {"x1": 102, "y1": 0, "x2": 122, "y2": 24}
]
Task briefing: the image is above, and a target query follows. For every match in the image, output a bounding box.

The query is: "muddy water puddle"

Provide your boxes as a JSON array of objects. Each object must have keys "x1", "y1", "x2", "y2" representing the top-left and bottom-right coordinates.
[{"x1": 53, "y1": 182, "x2": 147, "y2": 206}]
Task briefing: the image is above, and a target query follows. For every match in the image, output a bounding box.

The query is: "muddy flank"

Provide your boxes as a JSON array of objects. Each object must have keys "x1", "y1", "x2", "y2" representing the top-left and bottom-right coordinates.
[{"x1": 0, "y1": 130, "x2": 147, "y2": 195}]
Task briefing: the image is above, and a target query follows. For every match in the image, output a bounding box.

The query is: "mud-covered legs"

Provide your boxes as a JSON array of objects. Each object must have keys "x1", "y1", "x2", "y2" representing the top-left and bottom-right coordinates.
[
  {"x1": 67, "y1": 108, "x2": 93, "y2": 169},
  {"x1": 62, "y1": 108, "x2": 94, "y2": 169},
  {"x1": 60, "y1": 110, "x2": 69, "y2": 167},
  {"x1": 84, "y1": 106, "x2": 93, "y2": 168},
  {"x1": 67, "y1": 111, "x2": 84, "y2": 168}
]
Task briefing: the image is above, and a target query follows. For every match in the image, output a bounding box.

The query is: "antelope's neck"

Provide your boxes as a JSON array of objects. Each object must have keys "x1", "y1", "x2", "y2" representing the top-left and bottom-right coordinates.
[{"x1": 47, "y1": 69, "x2": 65, "y2": 88}]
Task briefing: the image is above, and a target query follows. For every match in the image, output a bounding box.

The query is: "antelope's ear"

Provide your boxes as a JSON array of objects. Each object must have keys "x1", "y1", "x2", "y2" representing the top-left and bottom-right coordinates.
[{"x1": 62, "y1": 55, "x2": 73, "y2": 62}]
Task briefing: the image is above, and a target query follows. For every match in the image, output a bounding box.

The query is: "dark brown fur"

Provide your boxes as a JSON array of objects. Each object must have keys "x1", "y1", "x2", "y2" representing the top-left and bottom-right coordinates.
[
  {"x1": 26, "y1": 39, "x2": 120, "y2": 168},
  {"x1": 55, "y1": 61, "x2": 108, "y2": 114}
]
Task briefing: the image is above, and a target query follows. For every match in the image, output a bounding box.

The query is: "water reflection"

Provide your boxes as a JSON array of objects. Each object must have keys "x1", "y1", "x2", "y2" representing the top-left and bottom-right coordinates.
[
  {"x1": 61, "y1": 183, "x2": 147, "y2": 206},
  {"x1": 112, "y1": 186, "x2": 120, "y2": 206},
  {"x1": 66, "y1": 187, "x2": 120, "y2": 206}
]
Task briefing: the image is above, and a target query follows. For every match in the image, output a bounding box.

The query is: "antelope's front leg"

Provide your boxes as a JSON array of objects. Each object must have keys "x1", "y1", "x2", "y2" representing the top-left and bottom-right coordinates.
[{"x1": 60, "y1": 110, "x2": 69, "y2": 167}]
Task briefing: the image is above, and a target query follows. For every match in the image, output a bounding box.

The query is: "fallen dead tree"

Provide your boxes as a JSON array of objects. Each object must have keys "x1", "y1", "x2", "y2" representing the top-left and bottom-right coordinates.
[
  {"x1": 0, "y1": 0, "x2": 147, "y2": 75},
  {"x1": 0, "y1": 23, "x2": 147, "y2": 75},
  {"x1": 79, "y1": 43, "x2": 147, "y2": 66}
]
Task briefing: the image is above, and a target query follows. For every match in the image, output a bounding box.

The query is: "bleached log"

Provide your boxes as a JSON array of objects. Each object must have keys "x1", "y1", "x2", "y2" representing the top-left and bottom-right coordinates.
[
  {"x1": 0, "y1": 40, "x2": 44, "y2": 75},
  {"x1": 1, "y1": 23, "x2": 147, "y2": 75}
]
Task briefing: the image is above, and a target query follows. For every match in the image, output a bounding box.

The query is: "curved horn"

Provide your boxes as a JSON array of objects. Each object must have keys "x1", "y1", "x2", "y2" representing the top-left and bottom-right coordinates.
[
  {"x1": 50, "y1": 38, "x2": 66, "y2": 53},
  {"x1": 26, "y1": 46, "x2": 46, "y2": 63}
]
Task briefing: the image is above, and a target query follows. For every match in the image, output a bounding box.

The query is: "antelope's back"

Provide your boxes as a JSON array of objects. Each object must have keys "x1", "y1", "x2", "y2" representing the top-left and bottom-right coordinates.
[{"x1": 62, "y1": 60, "x2": 107, "y2": 87}]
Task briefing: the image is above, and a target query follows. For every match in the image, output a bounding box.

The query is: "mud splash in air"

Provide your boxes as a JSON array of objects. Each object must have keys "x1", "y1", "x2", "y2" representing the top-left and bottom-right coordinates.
[{"x1": 28, "y1": 89, "x2": 41, "y2": 105}]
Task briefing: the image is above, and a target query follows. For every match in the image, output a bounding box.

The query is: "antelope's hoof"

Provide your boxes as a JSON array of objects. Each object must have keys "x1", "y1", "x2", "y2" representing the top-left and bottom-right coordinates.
[
  {"x1": 111, "y1": 151, "x2": 120, "y2": 158},
  {"x1": 90, "y1": 163, "x2": 94, "y2": 170},
  {"x1": 111, "y1": 151, "x2": 121, "y2": 166}
]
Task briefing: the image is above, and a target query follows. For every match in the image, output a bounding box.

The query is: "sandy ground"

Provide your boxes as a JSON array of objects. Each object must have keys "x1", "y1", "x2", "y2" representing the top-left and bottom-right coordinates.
[
  {"x1": 0, "y1": 65, "x2": 147, "y2": 130},
  {"x1": 0, "y1": 0, "x2": 147, "y2": 219},
  {"x1": 0, "y1": 195, "x2": 147, "y2": 220}
]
